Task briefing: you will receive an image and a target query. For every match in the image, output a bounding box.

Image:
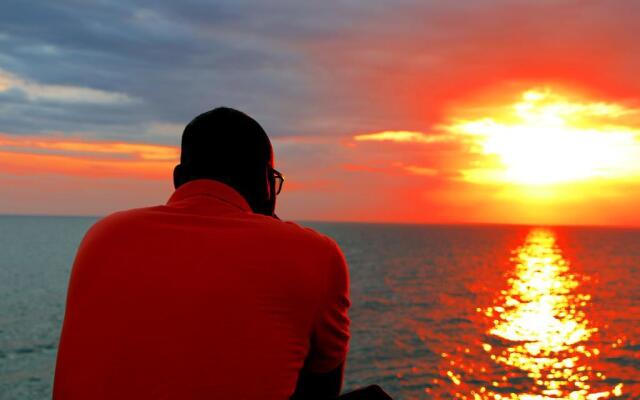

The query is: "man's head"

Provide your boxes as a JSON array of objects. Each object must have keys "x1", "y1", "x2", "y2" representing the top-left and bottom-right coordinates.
[{"x1": 173, "y1": 107, "x2": 277, "y2": 216}]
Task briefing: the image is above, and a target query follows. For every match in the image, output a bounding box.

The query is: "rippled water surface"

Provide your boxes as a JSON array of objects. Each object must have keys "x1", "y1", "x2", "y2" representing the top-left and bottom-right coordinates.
[{"x1": 1, "y1": 217, "x2": 639, "y2": 399}]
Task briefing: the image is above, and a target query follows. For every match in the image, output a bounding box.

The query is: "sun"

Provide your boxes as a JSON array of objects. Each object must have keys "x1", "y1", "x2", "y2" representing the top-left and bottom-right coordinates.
[{"x1": 447, "y1": 88, "x2": 640, "y2": 186}]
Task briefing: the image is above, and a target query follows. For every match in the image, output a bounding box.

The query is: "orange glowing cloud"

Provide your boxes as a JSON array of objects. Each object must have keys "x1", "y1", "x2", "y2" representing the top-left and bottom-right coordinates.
[
  {"x1": 348, "y1": 129, "x2": 471, "y2": 180},
  {"x1": 354, "y1": 131, "x2": 452, "y2": 144},
  {"x1": 0, "y1": 134, "x2": 178, "y2": 180}
]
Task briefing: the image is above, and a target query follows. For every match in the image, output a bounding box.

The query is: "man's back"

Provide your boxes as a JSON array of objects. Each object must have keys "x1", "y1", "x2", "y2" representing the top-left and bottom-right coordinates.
[{"x1": 53, "y1": 179, "x2": 350, "y2": 400}]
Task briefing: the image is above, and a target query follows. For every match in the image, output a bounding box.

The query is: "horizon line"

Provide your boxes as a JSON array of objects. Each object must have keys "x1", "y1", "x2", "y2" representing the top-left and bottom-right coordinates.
[{"x1": 1, "y1": 212, "x2": 639, "y2": 230}]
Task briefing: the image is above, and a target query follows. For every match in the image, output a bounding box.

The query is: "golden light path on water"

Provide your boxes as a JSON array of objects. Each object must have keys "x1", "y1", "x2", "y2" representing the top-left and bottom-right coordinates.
[{"x1": 447, "y1": 229, "x2": 623, "y2": 399}]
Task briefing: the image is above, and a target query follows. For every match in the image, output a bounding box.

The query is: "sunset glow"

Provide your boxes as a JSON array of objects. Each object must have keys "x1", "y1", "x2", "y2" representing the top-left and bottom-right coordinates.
[{"x1": 448, "y1": 89, "x2": 640, "y2": 186}]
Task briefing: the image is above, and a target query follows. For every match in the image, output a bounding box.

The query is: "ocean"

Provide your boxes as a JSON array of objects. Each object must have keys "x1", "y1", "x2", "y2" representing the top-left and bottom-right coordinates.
[{"x1": 0, "y1": 216, "x2": 638, "y2": 399}]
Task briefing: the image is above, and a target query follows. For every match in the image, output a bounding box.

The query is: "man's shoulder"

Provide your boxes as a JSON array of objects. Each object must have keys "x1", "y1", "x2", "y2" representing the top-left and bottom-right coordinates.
[
  {"x1": 83, "y1": 205, "x2": 165, "y2": 241},
  {"x1": 259, "y1": 218, "x2": 343, "y2": 259},
  {"x1": 86, "y1": 209, "x2": 344, "y2": 260}
]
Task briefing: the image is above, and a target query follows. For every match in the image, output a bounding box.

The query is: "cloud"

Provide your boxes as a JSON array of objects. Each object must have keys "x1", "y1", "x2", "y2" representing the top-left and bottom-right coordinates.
[
  {"x1": 0, "y1": 0, "x2": 353, "y2": 138},
  {"x1": 354, "y1": 131, "x2": 452, "y2": 144},
  {"x1": 0, "y1": 134, "x2": 177, "y2": 179},
  {"x1": 403, "y1": 166, "x2": 439, "y2": 176},
  {"x1": 0, "y1": 68, "x2": 135, "y2": 104},
  {"x1": 0, "y1": 133, "x2": 178, "y2": 160}
]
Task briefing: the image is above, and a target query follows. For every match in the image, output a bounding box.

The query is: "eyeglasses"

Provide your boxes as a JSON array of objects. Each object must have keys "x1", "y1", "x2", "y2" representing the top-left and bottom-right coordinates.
[{"x1": 271, "y1": 168, "x2": 285, "y2": 195}]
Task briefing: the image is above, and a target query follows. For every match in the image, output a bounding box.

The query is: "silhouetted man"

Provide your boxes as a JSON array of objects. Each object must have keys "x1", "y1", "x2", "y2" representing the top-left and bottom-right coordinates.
[{"x1": 53, "y1": 108, "x2": 391, "y2": 399}]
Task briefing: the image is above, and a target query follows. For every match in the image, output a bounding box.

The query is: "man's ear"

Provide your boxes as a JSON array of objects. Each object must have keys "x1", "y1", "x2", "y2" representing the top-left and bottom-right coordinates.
[
  {"x1": 265, "y1": 168, "x2": 276, "y2": 216},
  {"x1": 173, "y1": 164, "x2": 186, "y2": 189},
  {"x1": 265, "y1": 168, "x2": 273, "y2": 200}
]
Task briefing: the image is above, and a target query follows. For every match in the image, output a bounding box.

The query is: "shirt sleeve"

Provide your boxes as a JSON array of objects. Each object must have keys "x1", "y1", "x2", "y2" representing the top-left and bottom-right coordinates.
[{"x1": 305, "y1": 243, "x2": 351, "y2": 373}]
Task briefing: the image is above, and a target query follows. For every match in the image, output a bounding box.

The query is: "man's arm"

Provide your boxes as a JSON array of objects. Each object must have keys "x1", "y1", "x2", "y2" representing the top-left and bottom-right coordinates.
[
  {"x1": 290, "y1": 362, "x2": 344, "y2": 400},
  {"x1": 291, "y1": 241, "x2": 350, "y2": 399}
]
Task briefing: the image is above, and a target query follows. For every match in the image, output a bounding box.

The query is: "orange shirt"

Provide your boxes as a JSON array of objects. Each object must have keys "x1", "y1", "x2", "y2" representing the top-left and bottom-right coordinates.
[{"x1": 53, "y1": 179, "x2": 350, "y2": 400}]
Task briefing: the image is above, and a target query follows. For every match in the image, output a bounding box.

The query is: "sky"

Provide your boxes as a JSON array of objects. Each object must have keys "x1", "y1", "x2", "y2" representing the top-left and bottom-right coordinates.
[{"x1": 2, "y1": 0, "x2": 640, "y2": 226}]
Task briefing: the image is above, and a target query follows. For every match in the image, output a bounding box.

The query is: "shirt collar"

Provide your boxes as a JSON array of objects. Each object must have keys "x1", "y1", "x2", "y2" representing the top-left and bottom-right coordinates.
[{"x1": 167, "y1": 179, "x2": 252, "y2": 212}]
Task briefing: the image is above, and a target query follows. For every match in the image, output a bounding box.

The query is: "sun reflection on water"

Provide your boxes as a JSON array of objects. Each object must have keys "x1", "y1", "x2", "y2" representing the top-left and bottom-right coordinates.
[{"x1": 443, "y1": 229, "x2": 624, "y2": 399}]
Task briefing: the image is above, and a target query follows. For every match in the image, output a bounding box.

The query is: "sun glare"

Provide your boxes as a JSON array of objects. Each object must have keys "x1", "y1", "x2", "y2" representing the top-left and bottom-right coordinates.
[{"x1": 447, "y1": 88, "x2": 640, "y2": 185}]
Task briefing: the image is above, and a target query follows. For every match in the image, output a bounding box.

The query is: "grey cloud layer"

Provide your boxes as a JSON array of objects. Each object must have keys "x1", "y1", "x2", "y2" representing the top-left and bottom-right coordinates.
[{"x1": 0, "y1": 0, "x2": 373, "y2": 141}]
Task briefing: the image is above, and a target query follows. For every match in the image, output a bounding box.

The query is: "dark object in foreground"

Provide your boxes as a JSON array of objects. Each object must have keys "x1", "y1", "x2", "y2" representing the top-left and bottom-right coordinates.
[
  {"x1": 291, "y1": 383, "x2": 392, "y2": 400},
  {"x1": 336, "y1": 385, "x2": 393, "y2": 399}
]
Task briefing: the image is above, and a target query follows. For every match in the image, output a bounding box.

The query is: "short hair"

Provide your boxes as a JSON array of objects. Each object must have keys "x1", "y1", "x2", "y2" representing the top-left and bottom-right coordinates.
[{"x1": 180, "y1": 107, "x2": 273, "y2": 183}]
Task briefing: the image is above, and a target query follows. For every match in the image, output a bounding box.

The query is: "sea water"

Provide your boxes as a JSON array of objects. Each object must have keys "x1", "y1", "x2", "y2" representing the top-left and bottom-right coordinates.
[{"x1": 1, "y1": 216, "x2": 638, "y2": 399}]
